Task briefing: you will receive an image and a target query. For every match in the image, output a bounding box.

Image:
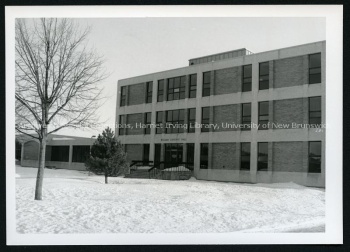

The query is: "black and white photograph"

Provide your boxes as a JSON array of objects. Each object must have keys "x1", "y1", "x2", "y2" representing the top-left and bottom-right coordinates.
[{"x1": 5, "y1": 5, "x2": 343, "y2": 245}]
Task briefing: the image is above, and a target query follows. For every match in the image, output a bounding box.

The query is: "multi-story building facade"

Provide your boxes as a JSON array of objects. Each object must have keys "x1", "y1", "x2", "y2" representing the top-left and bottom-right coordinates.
[{"x1": 116, "y1": 41, "x2": 325, "y2": 187}]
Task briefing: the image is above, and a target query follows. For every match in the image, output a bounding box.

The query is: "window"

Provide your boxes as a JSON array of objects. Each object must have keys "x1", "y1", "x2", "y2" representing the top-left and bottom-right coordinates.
[
  {"x1": 189, "y1": 74, "x2": 197, "y2": 98},
  {"x1": 188, "y1": 108, "x2": 196, "y2": 133},
  {"x1": 259, "y1": 62, "x2": 269, "y2": 90},
  {"x1": 118, "y1": 115, "x2": 126, "y2": 135},
  {"x1": 51, "y1": 146, "x2": 69, "y2": 162},
  {"x1": 157, "y1": 80, "x2": 164, "y2": 102},
  {"x1": 167, "y1": 76, "x2": 186, "y2": 101},
  {"x1": 240, "y1": 143, "x2": 250, "y2": 170},
  {"x1": 144, "y1": 112, "x2": 151, "y2": 134},
  {"x1": 257, "y1": 142, "x2": 268, "y2": 171},
  {"x1": 120, "y1": 86, "x2": 126, "y2": 106},
  {"x1": 156, "y1": 111, "x2": 163, "y2": 134},
  {"x1": 201, "y1": 107, "x2": 210, "y2": 132},
  {"x1": 143, "y1": 144, "x2": 150, "y2": 164},
  {"x1": 187, "y1": 143, "x2": 195, "y2": 169},
  {"x1": 309, "y1": 141, "x2": 321, "y2": 173},
  {"x1": 154, "y1": 144, "x2": 161, "y2": 165},
  {"x1": 258, "y1": 101, "x2": 269, "y2": 130},
  {"x1": 241, "y1": 103, "x2": 251, "y2": 131},
  {"x1": 242, "y1": 65, "x2": 252, "y2": 92},
  {"x1": 309, "y1": 53, "x2": 321, "y2": 84},
  {"x1": 309, "y1": 97, "x2": 321, "y2": 126},
  {"x1": 202, "y1": 72, "x2": 211, "y2": 97},
  {"x1": 146, "y1": 81, "x2": 153, "y2": 103},
  {"x1": 72, "y1": 145, "x2": 90, "y2": 163},
  {"x1": 200, "y1": 143, "x2": 208, "y2": 169},
  {"x1": 166, "y1": 109, "x2": 185, "y2": 134}
]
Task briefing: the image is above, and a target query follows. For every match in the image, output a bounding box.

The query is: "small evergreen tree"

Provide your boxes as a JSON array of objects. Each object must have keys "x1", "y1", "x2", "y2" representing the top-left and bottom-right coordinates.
[{"x1": 85, "y1": 127, "x2": 128, "y2": 183}]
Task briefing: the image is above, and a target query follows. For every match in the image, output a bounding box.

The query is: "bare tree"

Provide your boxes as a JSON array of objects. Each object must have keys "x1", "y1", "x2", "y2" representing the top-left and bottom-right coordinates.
[{"x1": 15, "y1": 18, "x2": 107, "y2": 200}]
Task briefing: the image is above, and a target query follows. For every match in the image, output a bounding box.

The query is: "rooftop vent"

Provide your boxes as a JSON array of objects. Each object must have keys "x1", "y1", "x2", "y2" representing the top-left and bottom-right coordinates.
[{"x1": 189, "y1": 48, "x2": 253, "y2": 66}]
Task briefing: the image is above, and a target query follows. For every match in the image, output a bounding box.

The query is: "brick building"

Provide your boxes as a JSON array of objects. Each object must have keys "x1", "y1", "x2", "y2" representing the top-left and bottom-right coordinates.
[{"x1": 116, "y1": 41, "x2": 325, "y2": 187}]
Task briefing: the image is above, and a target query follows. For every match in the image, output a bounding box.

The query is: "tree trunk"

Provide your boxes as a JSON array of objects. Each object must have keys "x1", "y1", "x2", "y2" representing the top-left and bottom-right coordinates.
[
  {"x1": 105, "y1": 174, "x2": 108, "y2": 184},
  {"x1": 34, "y1": 127, "x2": 47, "y2": 200}
]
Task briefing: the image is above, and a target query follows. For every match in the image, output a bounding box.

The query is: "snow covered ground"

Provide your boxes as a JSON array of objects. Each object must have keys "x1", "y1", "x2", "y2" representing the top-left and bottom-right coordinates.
[{"x1": 15, "y1": 166, "x2": 325, "y2": 233}]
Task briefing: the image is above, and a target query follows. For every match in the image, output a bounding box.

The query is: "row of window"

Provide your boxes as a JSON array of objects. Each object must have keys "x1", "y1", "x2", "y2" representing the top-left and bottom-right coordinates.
[
  {"x1": 50, "y1": 145, "x2": 90, "y2": 163},
  {"x1": 118, "y1": 96, "x2": 322, "y2": 135},
  {"x1": 120, "y1": 53, "x2": 321, "y2": 106},
  {"x1": 200, "y1": 141, "x2": 322, "y2": 173}
]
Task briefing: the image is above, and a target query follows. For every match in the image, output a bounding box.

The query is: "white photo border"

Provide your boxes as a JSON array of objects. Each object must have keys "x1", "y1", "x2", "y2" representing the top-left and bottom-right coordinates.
[{"x1": 5, "y1": 5, "x2": 343, "y2": 245}]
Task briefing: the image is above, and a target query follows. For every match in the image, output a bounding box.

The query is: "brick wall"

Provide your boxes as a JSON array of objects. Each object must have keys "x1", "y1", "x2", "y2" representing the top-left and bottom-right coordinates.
[
  {"x1": 125, "y1": 144, "x2": 143, "y2": 162},
  {"x1": 272, "y1": 141, "x2": 306, "y2": 172},
  {"x1": 273, "y1": 98, "x2": 305, "y2": 128},
  {"x1": 214, "y1": 66, "x2": 241, "y2": 95},
  {"x1": 274, "y1": 56, "x2": 307, "y2": 88},
  {"x1": 126, "y1": 113, "x2": 143, "y2": 135},
  {"x1": 23, "y1": 141, "x2": 39, "y2": 160},
  {"x1": 211, "y1": 143, "x2": 237, "y2": 170},
  {"x1": 128, "y1": 83, "x2": 145, "y2": 106},
  {"x1": 213, "y1": 104, "x2": 239, "y2": 132}
]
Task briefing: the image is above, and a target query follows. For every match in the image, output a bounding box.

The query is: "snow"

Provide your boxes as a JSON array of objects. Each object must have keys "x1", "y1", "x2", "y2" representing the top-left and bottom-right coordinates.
[
  {"x1": 163, "y1": 166, "x2": 191, "y2": 172},
  {"x1": 16, "y1": 166, "x2": 325, "y2": 233}
]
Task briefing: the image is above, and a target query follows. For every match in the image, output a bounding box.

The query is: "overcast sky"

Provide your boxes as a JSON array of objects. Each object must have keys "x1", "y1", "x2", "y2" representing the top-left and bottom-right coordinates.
[{"x1": 57, "y1": 17, "x2": 325, "y2": 138}]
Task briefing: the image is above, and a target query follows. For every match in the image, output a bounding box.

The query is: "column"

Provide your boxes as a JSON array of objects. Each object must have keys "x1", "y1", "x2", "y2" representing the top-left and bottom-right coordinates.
[
  {"x1": 185, "y1": 75, "x2": 190, "y2": 99},
  {"x1": 269, "y1": 100, "x2": 274, "y2": 129},
  {"x1": 68, "y1": 144, "x2": 73, "y2": 169},
  {"x1": 183, "y1": 143, "x2": 187, "y2": 163},
  {"x1": 164, "y1": 78, "x2": 168, "y2": 101}
]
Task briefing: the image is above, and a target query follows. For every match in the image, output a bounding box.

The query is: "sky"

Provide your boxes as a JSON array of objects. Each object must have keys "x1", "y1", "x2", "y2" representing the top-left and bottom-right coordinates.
[{"x1": 57, "y1": 17, "x2": 326, "y2": 138}]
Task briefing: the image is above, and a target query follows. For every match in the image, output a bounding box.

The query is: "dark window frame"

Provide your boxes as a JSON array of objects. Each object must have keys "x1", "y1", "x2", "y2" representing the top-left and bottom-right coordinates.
[
  {"x1": 120, "y1": 86, "x2": 126, "y2": 107},
  {"x1": 187, "y1": 143, "x2": 195, "y2": 169},
  {"x1": 165, "y1": 109, "x2": 185, "y2": 134},
  {"x1": 241, "y1": 103, "x2": 251, "y2": 131},
  {"x1": 257, "y1": 142, "x2": 268, "y2": 171},
  {"x1": 259, "y1": 62, "x2": 269, "y2": 90},
  {"x1": 202, "y1": 72, "x2": 211, "y2": 97},
  {"x1": 156, "y1": 111, "x2": 163, "y2": 134},
  {"x1": 240, "y1": 142, "x2": 251, "y2": 170},
  {"x1": 201, "y1": 107, "x2": 210, "y2": 132},
  {"x1": 258, "y1": 101, "x2": 269, "y2": 130},
  {"x1": 143, "y1": 144, "x2": 150, "y2": 164},
  {"x1": 167, "y1": 76, "x2": 186, "y2": 101},
  {"x1": 242, "y1": 64, "x2": 252, "y2": 92},
  {"x1": 308, "y1": 141, "x2": 321, "y2": 173},
  {"x1": 72, "y1": 145, "x2": 90, "y2": 163},
  {"x1": 188, "y1": 108, "x2": 196, "y2": 133},
  {"x1": 157, "y1": 80, "x2": 164, "y2": 102},
  {"x1": 189, "y1": 74, "x2": 197, "y2": 98},
  {"x1": 144, "y1": 112, "x2": 151, "y2": 134},
  {"x1": 309, "y1": 53, "x2": 321, "y2": 84},
  {"x1": 51, "y1": 145, "x2": 70, "y2": 162},
  {"x1": 309, "y1": 96, "x2": 322, "y2": 126},
  {"x1": 154, "y1": 144, "x2": 161, "y2": 164},
  {"x1": 146, "y1": 81, "x2": 153, "y2": 103},
  {"x1": 200, "y1": 143, "x2": 209, "y2": 169}
]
